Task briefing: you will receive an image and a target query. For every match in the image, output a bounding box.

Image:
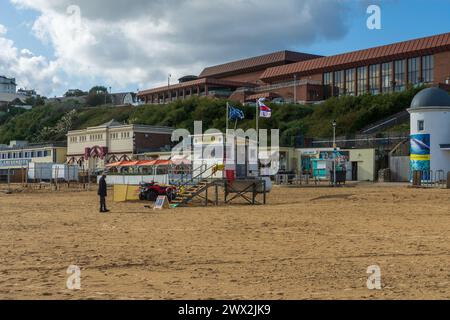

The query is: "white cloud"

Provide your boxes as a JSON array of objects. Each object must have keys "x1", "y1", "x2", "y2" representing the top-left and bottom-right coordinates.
[
  {"x1": 0, "y1": 24, "x2": 7, "y2": 35},
  {"x1": 9, "y1": 0, "x2": 353, "y2": 95},
  {"x1": 0, "y1": 23, "x2": 61, "y2": 95}
]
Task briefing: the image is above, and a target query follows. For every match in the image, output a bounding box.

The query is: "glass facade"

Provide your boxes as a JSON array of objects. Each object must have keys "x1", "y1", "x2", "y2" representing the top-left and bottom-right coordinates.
[
  {"x1": 345, "y1": 69, "x2": 355, "y2": 96},
  {"x1": 422, "y1": 55, "x2": 434, "y2": 83},
  {"x1": 320, "y1": 54, "x2": 434, "y2": 99},
  {"x1": 357, "y1": 66, "x2": 367, "y2": 96},
  {"x1": 394, "y1": 59, "x2": 406, "y2": 92},
  {"x1": 408, "y1": 57, "x2": 420, "y2": 85},
  {"x1": 369, "y1": 64, "x2": 380, "y2": 95},
  {"x1": 323, "y1": 72, "x2": 333, "y2": 98},
  {"x1": 334, "y1": 70, "x2": 345, "y2": 96},
  {"x1": 381, "y1": 62, "x2": 392, "y2": 93}
]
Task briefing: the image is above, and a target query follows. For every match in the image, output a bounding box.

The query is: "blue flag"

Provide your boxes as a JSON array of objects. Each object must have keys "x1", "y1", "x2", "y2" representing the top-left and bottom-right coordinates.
[{"x1": 229, "y1": 105, "x2": 245, "y2": 121}]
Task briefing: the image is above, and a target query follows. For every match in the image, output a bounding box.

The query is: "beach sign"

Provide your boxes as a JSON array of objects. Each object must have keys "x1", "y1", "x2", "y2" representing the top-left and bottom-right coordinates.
[{"x1": 154, "y1": 196, "x2": 170, "y2": 210}]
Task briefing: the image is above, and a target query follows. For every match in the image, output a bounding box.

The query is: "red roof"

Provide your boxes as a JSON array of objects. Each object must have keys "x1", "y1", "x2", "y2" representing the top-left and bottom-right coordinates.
[
  {"x1": 261, "y1": 32, "x2": 450, "y2": 82},
  {"x1": 198, "y1": 50, "x2": 322, "y2": 78},
  {"x1": 138, "y1": 78, "x2": 255, "y2": 96}
]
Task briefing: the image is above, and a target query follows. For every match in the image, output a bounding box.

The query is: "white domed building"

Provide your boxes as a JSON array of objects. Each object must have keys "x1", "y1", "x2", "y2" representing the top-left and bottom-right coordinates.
[{"x1": 407, "y1": 87, "x2": 450, "y2": 176}]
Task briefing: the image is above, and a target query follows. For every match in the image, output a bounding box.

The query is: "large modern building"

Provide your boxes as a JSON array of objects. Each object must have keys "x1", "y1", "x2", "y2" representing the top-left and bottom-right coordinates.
[
  {"x1": 138, "y1": 32, "x2": 450, "y2": 104},
  {"x1": 66, "y1": 120, "x2": 174, "y2": 171}
]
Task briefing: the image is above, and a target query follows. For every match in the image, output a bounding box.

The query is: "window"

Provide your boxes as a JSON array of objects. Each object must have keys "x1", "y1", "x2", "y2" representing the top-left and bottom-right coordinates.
[
  {"x1": 357, "y1": 66, "x2": 367, "y2": 96},
  {"x1": 334, "y1": 70, "x2": 345, "y2": 96},
  {"x1": 323, "y1": 72, "x2": 333, "y2": 98},
  {"x1": 394, "y1": 59, "x2": 406, "y2": 92},
  {"x1": 381, "y1": 62, "x2": 393, "y2": 93},
  {"x1": 422, "y1": 55, "x2": 434, "y2": 83},
  {"x1": 345, "y1": 69, "x2": 355, "y2": 96},
  {"x1": 408, "y1": 57, "x2": 420, "y2": 85},
  {"x1": 418, "y1": 120, "x2": 424, "y2": 131},
  {"x1": 308, "y1": 89, "x2": 319, "y2": 100},
  {"x1": 369, "y1": 64, "x2": 380, "y2": 95}
]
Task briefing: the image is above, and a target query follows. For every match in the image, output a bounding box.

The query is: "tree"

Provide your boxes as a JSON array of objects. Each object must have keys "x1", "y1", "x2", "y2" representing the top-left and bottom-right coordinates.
[
  {"x1": 86, "y1": 86, "x2": 112, "y2": 107},
  {"x1": 24, "y1": 96, "x2": 46, "y2": 106},
  {"x1": 89, "y1": 86, "x2": 108, "y2": 95},
  {"x1": 64, "y1": 89, "x2": 88, "y2": 97}
]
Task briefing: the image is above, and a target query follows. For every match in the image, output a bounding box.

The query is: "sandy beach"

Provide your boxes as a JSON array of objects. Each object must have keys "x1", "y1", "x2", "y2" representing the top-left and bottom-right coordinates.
[{"x1": 0, "y1": 183, "x2": 449, "y2": 300}]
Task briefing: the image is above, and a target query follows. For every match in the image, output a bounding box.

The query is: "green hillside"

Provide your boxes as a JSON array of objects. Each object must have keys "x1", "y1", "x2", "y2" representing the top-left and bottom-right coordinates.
[{"x1": 0, "y1": 86, "x2": 425, "y2": 147}]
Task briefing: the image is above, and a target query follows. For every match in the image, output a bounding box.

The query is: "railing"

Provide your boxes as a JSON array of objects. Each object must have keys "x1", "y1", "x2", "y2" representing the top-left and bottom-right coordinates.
[
  {"x1": 309, "y1": 132, "x2": 410, "y2": 149},
  {"x1": 253, "y1": 79, "x2": 322, "y2": 93},
  {"x1": 411, "y1": 170, "x2": 450, "y2": 188},
  {"x1": 171, "y1": 162, "x2": 218, "y2": 190}
]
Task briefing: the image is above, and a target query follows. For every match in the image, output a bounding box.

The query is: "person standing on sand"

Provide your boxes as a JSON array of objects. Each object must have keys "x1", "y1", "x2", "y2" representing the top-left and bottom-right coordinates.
[{"x1": 98, "y1": 172, "x2": 109, "y2": 213}]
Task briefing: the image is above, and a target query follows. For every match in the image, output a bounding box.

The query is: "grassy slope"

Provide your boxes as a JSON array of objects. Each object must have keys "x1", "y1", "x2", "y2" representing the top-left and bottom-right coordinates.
[{"x1": 0, "y1": 87, "x2": 425, "y2": 146}]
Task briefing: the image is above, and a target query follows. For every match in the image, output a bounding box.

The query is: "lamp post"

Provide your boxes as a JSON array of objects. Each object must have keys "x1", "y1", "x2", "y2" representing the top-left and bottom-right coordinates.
[
  {"x1": 168, "y1": 74, "x2": 172, "y2": 103},
  {"x1": 293, "y1": 74, "x2": 297, "y2": 104},
  {"x1": 332, "y1": 120, "x2": 337, "y2": 187}
]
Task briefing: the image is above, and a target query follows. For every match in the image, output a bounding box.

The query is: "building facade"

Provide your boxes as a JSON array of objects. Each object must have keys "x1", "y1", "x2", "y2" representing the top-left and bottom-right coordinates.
[
  {"x1": 0, "y1": 76, "x2": 17, "y2": 94},
  {"x1": 138, "y1": 32, "x2": 450, "y2": 104},
  {"x1": 0, "y1": 141, "x2": 67, "y2": 182},
  {"x1": 66, "y1": 120, "x2": 174, "y2": 171}
]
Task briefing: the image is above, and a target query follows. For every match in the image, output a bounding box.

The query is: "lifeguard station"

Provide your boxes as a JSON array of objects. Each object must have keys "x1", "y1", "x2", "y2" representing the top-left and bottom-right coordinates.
[{"x1": 170, "y1": 132, "x2": 272, "y2": 206}]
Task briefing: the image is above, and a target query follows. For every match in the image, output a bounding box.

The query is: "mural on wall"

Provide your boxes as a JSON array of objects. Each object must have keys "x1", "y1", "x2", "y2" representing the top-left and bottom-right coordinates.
[{"x1": 410, "y1": 134, "x2": 431, "y2": 172}]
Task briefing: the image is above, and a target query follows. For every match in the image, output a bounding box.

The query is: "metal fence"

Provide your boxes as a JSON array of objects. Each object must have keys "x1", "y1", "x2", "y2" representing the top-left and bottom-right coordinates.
[
  {"x1": 0, "y1": 166, "x2": 97, "y2": 191},
  {"x1": 411, "y1": 170, "x2": 450, "y2": 188}
]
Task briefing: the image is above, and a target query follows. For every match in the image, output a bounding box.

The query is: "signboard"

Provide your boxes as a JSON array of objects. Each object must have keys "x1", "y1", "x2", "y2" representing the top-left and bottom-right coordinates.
[
  {"x1": 410, "y1": 134, "x2": 431, "y2": 172},
  {"x1": 153, "y1": 196, "x2": 170, "y2": 210},
  {"x1": 0, "y1": 159, "x2": 30, "y2": 168}
]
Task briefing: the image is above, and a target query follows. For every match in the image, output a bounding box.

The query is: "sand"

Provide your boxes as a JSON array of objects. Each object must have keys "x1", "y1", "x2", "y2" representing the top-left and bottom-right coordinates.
[{"x1": 0, "y1": 183, "x2": 449, "y2": 300}]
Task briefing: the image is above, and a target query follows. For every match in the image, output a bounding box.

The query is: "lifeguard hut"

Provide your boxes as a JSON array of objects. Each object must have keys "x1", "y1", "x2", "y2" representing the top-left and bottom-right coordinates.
[{"x1": 170, "y1": 132, "x2": 271, "y2": 206}]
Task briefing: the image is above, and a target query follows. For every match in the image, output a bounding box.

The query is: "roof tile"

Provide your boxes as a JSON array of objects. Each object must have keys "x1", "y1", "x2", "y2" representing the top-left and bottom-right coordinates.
[
  {"x1": 198, "y1": 50, "x2": 322, "y2": 78},
  {"x1": 261, "y1": 32, "x2": 450, "y2": 82}
]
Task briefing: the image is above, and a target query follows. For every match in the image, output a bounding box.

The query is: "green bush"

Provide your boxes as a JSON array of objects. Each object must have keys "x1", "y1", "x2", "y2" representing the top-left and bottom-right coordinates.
[{"x1": 0, "y1": 87, "x2": 422, "y2": 145}]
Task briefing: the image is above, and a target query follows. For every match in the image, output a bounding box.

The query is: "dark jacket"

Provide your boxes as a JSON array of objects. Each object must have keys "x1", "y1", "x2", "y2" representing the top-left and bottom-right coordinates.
[{"x1": 98, "y1": 176, "x2": 107, "y2": 197}]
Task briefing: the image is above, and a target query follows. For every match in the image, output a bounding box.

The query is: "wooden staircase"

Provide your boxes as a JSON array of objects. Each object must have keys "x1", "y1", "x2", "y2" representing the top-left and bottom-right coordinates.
[{"x1": 171, "y1": 179, "x2": 214, "y2": 206}]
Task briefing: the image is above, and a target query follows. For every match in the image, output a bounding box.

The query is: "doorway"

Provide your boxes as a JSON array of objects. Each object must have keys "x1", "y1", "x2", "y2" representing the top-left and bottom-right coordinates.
[{"x1": 351, "y1": 162, "x2": 358, "y2": 181}]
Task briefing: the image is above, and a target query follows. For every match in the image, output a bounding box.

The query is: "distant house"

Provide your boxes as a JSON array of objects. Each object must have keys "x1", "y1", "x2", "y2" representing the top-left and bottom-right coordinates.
[
  {"x1": 0, "y1": 76, "x2": 17, "y2": 94},
  {"x1": 45, "y1": 95, "x2": 87, "y2": 106},
  {"x1": 0, "y1": 93, "x2": 27, "y2": 107},
  {"x1": 111, "y1": 92, "x2": 139, "y2": 106},
  {"x1": 17, "y1": 88, "x2": 37, "y2": 97}
]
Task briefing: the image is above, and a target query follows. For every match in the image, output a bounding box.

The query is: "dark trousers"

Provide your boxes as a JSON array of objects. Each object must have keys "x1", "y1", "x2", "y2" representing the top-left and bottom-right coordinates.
[{"x1": 100, "y1": 196, "x2": 107, "y2": 212}]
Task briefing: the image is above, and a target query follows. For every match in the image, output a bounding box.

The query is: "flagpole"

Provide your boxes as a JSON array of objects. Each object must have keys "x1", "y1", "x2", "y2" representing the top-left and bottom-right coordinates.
[
  {"x1": 226, "y1": 102, "x2": 229, "y2": 134},
  {"x1": 256, "y1": 99, "x2": 259, "y2": 140},
  {"x1": 256, "y1": 99, "x2": 259, "y2": 173}
]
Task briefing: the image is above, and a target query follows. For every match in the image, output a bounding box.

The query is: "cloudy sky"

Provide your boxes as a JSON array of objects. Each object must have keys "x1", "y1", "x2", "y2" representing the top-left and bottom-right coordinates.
[{"x1": 0, "y1": 0, "x2": 449, "y2": 97}]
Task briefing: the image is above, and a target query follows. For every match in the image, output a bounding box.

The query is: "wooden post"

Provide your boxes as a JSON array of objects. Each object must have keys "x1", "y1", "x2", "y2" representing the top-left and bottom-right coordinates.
[
  {"x1": 224, "y1": 181, "x2": 228, "y2": 203},
  {"x1": 252, "y1": 182, "x2": 256, "y2": 205},
  {"x1": 413, "y1": 170, "x2": 422, "y2": 187},
  {"x1": 215, "y1": 183, "x2": 219, "y2": 206},
  {"x1": 447, "y1": 172, "x2": 450, "y2": 189}
]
